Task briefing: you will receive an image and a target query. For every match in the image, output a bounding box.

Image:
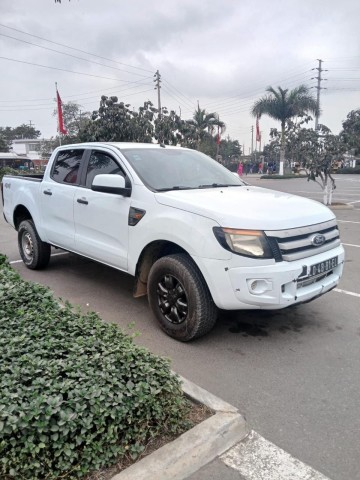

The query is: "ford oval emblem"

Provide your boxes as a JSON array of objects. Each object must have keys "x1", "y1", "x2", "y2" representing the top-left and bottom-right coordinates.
[{"x1": 311, "y1": 233, "x2": 326, "y2": 247}]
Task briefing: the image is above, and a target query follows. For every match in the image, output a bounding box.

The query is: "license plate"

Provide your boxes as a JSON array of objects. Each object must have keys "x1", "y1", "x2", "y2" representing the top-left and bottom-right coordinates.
[{"x1": 309, "y1": 256, "x2": 338, "y2": 277}]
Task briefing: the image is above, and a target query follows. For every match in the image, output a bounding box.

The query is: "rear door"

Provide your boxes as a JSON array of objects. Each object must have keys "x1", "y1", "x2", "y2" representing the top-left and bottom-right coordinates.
[
  {"x1": 40, "y1": 148, "x2": 86, "y2": 250},
  {"x1": 73, "y1": 149, "x2": 130, "y2": 271}
]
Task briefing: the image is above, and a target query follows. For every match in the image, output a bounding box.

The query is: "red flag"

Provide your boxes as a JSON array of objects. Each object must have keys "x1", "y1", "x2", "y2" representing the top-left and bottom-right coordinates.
[
  {"x1": 56, "y1": 89, "x2": 68, "y2": 135},
  {"x1": 256, "y1": 116, "x2": 261, "y2": 142}
]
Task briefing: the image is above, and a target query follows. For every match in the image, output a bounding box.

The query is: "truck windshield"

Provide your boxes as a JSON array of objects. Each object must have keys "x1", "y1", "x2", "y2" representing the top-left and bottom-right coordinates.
[{"x1": 120, "y1": 147, "x2": 244, "y2": 191}]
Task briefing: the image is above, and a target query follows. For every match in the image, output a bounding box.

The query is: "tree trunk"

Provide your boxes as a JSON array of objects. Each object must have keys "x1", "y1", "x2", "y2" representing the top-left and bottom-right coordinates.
[
  {"x1": 322, "y1": 177, "x2": 333, "y2": 205},
  {"x1": 279, "y1": 120, "x2": 285, "y2": 175}
]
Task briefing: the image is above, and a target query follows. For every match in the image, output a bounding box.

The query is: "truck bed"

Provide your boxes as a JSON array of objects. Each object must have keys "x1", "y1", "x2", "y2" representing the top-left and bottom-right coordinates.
[{"x1": 3, "y1": 174, "x2": 44, "y2": 182}]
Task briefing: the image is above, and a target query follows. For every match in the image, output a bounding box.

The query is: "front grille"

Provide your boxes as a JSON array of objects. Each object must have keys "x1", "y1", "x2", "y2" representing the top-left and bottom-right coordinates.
[
  {"x1": 265, "y1": 219, "x2": 340, "y2": 262},
  {"x1": 297, "y1": 270, "x2": 334, "y2": 288}
]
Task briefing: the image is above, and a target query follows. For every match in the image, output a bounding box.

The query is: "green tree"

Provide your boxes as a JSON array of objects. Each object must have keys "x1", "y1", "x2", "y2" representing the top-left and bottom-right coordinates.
[
  {"x1": 219, "y1": 136, "x2": 242, "y2": 167},
  {"x1": 53, "y1": 102, "x2": 91, "y2": 143},
  {"x1": 11, "y1": 124, "x2": 41, "y2": 140},
  {"x1": 187, "y1": 104, "x2": 226, "y2": 147},
  {"x1": 251, "y1": 85, "x2": 317, "y2": 175},
  {"x1": 270, "y1": 119, "x2": 346, "y2": 204},
  {"x1": 341, "y1": 109, "x2": 360, "y2": 155},
  {"x1": 0, "y1": 125, "x2": 42, "y2": 152},
  {"x1": 154, "y1": 108, "x2": 183, "y2": 145},
  {"x1": 80, "y1": 96, "x2": 155, "y2": 143}
]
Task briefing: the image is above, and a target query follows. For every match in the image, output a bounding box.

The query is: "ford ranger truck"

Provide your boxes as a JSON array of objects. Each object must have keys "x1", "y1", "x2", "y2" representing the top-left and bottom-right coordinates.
[{"x1": 1, "y1": 143, "x2": 344, "y2": 341}]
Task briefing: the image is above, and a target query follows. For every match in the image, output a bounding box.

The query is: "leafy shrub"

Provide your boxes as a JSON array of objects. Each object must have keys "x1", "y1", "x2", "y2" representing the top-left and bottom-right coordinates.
[
  {"x1": 0, "y1": 255, "x2": 191, "y2": 479},
  {"x1": 0, "y1": 167, "x2": 22, "y2": 182},
  {"x1": 260, "y1": 174, "x2": 308, "y2": 179},
  {"x1": 337, "y1": 167, "x2": 360, "y2": 174}
]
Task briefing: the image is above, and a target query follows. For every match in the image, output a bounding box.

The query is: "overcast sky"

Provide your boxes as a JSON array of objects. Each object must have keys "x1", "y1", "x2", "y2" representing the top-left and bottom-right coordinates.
[{"x1": 1, "y1": 0, "x2": 359, "y2": 151}]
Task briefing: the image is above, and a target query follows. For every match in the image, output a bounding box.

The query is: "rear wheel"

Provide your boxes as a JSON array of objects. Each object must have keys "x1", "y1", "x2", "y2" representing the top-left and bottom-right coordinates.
[
  {"x1": 18, "y1": 220, "x2": 51, "y2": 270},
  {"x1": 148, "y1": 253, "x2": 217, "y2": 341}
]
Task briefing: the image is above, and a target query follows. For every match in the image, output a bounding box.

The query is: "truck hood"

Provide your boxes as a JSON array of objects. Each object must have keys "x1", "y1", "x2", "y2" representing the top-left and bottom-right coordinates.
[{"x1": 155, "y1": 186, "x2": 335, "y2": 230}]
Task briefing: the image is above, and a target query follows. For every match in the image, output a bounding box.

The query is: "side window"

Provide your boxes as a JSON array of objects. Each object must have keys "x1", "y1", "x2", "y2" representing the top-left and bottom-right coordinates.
[
  {"x1": 85, "y1": 151, "x2": 124, "y2": 189},
  {"x1": 51, "y1": 149, "x2": 84, "y2": 184}
]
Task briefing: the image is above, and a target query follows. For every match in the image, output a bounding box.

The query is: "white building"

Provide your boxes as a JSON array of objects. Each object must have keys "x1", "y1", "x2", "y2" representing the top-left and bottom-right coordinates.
[{"x1": 11, "y1": 138, "x2": 48, "y2": 169}]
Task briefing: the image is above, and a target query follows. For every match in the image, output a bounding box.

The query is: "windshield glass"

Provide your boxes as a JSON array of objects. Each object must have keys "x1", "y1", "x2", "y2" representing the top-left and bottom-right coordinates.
[{"x1": 119, "y1": 147, "x2": 244, "y2": 191}]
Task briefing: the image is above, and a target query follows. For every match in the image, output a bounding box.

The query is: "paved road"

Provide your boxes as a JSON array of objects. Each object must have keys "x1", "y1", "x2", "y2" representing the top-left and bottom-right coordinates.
[{"x1": 1, "y1": 174, "x2": 359, "y2": 480}]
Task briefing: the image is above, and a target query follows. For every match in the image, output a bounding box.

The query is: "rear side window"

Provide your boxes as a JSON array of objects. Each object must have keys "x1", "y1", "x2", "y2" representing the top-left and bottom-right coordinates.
[
  {"x1": 51, "y1": 149, "x2": 84, "y2": 184},
  {"x1": 85, "y1": 151, "x2": 124, "y2": 188}
]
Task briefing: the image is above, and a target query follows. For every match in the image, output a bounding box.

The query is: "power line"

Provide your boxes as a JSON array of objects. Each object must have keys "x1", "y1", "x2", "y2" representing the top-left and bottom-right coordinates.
[
  {"x1": 0, "y1": 56, "x2": 154, "y2": 83},
  {"x1": 162, "y1": 78, "x2": 195, "y2": 109},
  {"x1": 0, "y1": 88, "x2": 155, "y2": 112},
  {"x1": 0, "y1": 78, "x2": 153, "y2": 103},
  {"x1": 0, "y1": 22, "x2": 154, "y2": 74},
  {"x1": 0, "y1": 32, "x2": 151, "y2": 78},
  {"x1": 161, "y1": 85, "x2": 194, "y2": 113},
  {"x1": 0, "y1": 82, "x2": 154, "y2": 108},
  {"x1": 201, "y1": 65, "x2": 314, "y2": 109}
]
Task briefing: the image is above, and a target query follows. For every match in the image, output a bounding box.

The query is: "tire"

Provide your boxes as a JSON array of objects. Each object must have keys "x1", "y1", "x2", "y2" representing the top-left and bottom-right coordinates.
[
  {"x1": 18, "y1": 220, "x2": 51, "y2": 270},
  {"x1": 148, "y1": 253, "x2": 217, "y2": 341}
]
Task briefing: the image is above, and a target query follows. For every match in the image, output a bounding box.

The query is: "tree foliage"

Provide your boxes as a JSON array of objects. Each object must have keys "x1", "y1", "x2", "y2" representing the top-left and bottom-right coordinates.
[
  {"x1": 251, "y1": 85, "x2": 317, "y2": 174},
  {"x1": 53, "y1": 102, "x2": 91, "y2": 144},
  {"x1": 79, "y1": 96, "x2": 228, "y2": 159},
  {"x1": 340, "y1": 109, "x2": 360, "y2": 155},
  {"x1": 187, "y1": 104, "x2": 225, "y2": 146},
  {"x1": 269, "y1": 118, "x2": 346, "y2": 204},
  {"x1": 0, "y1": 125, "x2": 41, "y2": 152},
  {"x1": 80, "y1": 96, "x2": 155, "y2": 143}
]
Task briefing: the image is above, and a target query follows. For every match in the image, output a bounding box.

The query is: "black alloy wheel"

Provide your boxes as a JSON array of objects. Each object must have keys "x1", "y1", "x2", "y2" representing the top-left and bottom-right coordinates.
[
  {"x1": 148, "y1": 253, "x2": 217, "y2": 341},
  {"x1": 156, "y1": 274, "x2": 188, "y2": 324}
]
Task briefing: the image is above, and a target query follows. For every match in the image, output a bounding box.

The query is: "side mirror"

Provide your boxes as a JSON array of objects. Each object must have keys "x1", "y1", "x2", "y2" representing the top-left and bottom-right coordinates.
[{"x1": 91, "y1": 174, "x2": 131, "y2": 197}]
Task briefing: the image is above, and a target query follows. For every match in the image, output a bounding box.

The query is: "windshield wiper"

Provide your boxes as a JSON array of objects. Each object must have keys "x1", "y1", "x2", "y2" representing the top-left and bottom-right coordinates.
[
  {"x1": 156, "y1": 186, "x2": 195, "y2": 192},
  {"x1": 198, "y1": 183, "x2": 242, "y2": 188}
]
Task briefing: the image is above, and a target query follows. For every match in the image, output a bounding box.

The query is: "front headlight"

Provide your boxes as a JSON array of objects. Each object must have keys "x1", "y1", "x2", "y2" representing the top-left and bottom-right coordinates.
[{"x1": 213, "y1": 227, "x2": 273, "y2": 259}]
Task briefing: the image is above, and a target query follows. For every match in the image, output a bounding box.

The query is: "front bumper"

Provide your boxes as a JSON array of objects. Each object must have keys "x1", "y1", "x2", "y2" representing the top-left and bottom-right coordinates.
[{"x1": 195, "y1": 245, "x2": 345, "y2": 310}]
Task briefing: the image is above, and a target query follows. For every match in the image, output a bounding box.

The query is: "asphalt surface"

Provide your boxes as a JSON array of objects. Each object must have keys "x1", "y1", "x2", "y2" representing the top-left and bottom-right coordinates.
[{"x1": 1, "y1": 174, "x2": 359, "y2": 480}]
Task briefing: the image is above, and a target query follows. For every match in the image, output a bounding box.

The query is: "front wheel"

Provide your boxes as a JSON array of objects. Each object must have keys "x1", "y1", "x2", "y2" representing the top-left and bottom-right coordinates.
[
  {"x1": 147, "y1": 254, "x2": 217, "y2": 341},
  {"x1": 18, "y1": 220, "x2": 51, "y2": 270}
]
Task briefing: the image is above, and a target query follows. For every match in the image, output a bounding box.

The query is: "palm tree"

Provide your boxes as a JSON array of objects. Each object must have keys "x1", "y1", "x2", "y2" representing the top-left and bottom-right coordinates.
[
  {"x1": 251, "y1": 85, "x2": 318, "y2": 175},
  {"x1": 188, "y1": 103, "x2": 226, "y2": 147}
]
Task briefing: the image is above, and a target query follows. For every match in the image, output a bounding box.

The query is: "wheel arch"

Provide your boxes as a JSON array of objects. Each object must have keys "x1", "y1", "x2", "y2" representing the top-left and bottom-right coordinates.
[
  {"x1": 133, "y1": 240, "x2": 189, "y2": 297},
  {"x1": 13, "y1": 204, "x2": 33, "y2": 230}
]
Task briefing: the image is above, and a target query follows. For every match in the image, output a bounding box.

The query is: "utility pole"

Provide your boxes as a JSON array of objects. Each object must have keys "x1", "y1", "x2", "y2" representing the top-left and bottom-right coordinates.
[
  {"x1": 27, "y1": 120, "x2": 34, "y2": 128},
  {"x1": 153, "y1": 70, "x2": 162, "y2": 118},
  {"x1": 154, "y1": 70, "x2": 163, "y2": 143},
  {"x1": 311, "y1": 59, "x2": 327, "y2": 130}
]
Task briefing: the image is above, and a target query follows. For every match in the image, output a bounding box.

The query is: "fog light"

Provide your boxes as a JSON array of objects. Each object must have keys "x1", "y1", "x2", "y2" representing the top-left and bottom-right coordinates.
[{"x1": 247, "y1": 278, "x2": 273, "y2": 295}]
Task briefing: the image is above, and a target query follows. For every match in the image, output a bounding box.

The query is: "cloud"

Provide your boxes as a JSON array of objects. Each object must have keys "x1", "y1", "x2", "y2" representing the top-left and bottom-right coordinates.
[{"x1": 0, "y1": 0, "x2": 359, "y2": 142}]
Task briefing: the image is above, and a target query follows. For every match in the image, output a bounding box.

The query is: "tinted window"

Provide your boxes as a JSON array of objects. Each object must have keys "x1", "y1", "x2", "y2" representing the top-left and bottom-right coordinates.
[
  {"x1": 85, "y1": 151, "x2": 124, "y2": 188},
  {"x1": 51, "y1": 149, "x2": 84, "y2": 184}
]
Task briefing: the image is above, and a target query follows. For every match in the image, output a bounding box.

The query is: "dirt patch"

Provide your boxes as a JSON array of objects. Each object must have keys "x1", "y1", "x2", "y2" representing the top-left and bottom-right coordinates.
[{"x1": 85, "y1": 400, "x2": 213, "y2": 480}]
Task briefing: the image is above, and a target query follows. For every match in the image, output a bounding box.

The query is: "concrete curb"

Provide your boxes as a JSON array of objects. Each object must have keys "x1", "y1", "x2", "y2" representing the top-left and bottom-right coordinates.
[
  {"x1": 330, "y1": 204, "x2": 354, "y2": 210},
  {"x1": 111, "y1": 375, "x2": 249, "y2": 480}
]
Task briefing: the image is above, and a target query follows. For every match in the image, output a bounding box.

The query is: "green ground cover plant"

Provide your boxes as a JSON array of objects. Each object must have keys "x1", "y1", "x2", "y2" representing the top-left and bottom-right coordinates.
[
  {"x1": 260, "y1": 174, "x2": 308, "y2": 179},
  {"x1": 337, "y1": 167, "x2": 360, "y2": 174},
  {"x1": 0, "y1": 254, "x2": 191, "y2": 479}
]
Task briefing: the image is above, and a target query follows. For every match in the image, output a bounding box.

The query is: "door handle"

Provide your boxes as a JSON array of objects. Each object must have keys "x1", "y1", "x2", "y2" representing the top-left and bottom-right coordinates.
[
  {"x1": 77, "y1": 198, "x2": 88, "y2": 205},
  {"x1": 43, "y1": 189, "x2": 52, "y2": 196}
]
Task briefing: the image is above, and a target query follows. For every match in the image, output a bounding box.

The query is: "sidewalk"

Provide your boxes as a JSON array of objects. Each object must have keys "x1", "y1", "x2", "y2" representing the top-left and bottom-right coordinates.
[{"x1": 112, "y1": 376, "x2": 333, "y2": 480}]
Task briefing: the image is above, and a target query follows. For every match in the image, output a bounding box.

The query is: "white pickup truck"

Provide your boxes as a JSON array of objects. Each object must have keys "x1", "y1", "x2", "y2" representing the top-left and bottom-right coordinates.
[{"x1": 1, "y1": 142, "x2": 344, "y2": 341}]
